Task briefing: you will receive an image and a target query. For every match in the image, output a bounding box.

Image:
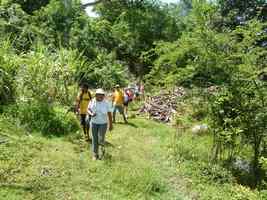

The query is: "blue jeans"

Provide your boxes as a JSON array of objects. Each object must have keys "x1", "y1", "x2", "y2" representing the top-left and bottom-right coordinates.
[
  {"x1": 91, "y1": 123, "x2": 108, "y2": 156},
  {"x1": 113, "y1": 105, "x2": 127, "y2": 122}
]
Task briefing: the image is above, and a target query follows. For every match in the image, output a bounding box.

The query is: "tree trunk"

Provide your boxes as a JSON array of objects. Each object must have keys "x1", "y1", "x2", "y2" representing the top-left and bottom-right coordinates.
[{"x1": 252, "y1": 133, "x2": 262, "y2": 188}]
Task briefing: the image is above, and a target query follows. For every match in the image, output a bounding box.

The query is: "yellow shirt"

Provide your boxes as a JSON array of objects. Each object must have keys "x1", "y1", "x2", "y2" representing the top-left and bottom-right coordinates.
[
  {"x1": 113, "y1": 90, "x2": 124, "y2": 105},
  {"x1": 77, "y1": 91, "x2": 91, "y2": 114}
]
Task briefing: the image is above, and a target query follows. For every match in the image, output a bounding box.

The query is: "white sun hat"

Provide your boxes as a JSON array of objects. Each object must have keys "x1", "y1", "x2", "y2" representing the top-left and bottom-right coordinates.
[{"x1": 95, "y1": 88, "x2": 105, "y2": 95}]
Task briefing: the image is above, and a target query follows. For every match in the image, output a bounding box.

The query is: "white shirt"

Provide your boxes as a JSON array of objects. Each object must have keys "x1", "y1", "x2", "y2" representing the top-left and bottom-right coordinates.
[
  {"x1": 88, "y1": 98, "x2": 112, "y2": 124},
  {"x1": 124, "y1": 93, "x2": 128, "y2": 102}
]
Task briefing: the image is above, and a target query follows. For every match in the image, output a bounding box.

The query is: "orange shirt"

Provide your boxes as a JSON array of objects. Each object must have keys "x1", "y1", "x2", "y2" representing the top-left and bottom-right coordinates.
[{"x1": 113, "y1": 90, "x2": 124, "y2": 105}]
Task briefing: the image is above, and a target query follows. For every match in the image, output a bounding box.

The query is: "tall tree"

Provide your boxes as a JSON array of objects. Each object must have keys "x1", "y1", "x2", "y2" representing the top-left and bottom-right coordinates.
[
  {"x1": 95, "y1": 0, "x2": 182, "y2": 76},
  {"x1": 218, "y1": 0, "x2": 267, "y2": 27}
]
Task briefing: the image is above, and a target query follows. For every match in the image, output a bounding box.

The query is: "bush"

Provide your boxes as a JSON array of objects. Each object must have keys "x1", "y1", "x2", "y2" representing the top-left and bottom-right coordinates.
[
  {"x1": 201, "y1": 163, "x2": 234, "y2": 184},
  {"x1": 46, "y1": 106, "x2": 80, "y2": 136},
  {"x1": 5, "y1": 102, "x2": 79, "y2": 136}
]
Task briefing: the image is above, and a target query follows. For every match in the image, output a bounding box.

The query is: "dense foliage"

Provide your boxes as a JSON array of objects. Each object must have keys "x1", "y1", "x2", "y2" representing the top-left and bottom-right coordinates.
[{"x1": 144, "y1": 0, "x2": 267, "y2": 189}]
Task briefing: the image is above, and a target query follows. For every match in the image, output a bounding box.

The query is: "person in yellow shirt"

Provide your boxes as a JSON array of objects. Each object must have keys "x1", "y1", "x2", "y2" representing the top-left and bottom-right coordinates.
[
  {"x1": 76, "y1": 83, "x2": 92, "y2": 141},
  {"x1": 112, "y1": 85, "x2": 128, "y2": 123}
]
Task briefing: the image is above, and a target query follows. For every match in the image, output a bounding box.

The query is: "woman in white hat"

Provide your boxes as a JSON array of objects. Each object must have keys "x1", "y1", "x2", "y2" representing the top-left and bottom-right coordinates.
[{"x1": 88, "y1": 88, "x2": 113, "y2": 160}]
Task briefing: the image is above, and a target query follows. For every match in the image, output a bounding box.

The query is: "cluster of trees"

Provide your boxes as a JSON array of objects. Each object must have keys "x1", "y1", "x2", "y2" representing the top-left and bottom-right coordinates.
[
  {"x1": 146, "y1": 0, "x2": 267, "y2": 87},
  {"x1": 0, "y1": 0, "x2": 183, "y2": 83},
  {"x1": 135, "y1": 0, "x2": 266, "y2": 189},
  {"x1": 0, "y1": 0, "x2": 184, "y2": 135}
]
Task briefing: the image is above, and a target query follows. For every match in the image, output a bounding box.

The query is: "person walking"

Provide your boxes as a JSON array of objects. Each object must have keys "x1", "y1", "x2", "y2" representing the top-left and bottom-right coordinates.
[
  {"x1": 76, "y1": 83, "x2": 92, "y2": 142},
  {"x1": 88, "y1": 89, "x2": 113, "y2": 160},
  {"x1": 123, "y1": 88, "x2": 134, "y2": 118},
  {"x1": 134, "y1": 83, "x2": 140, "y2": 100},
  {"x1": 139, "y1": 82, "x2": 145, "y2": 100},
  {"x1": 112, "y1": 85, "x2": 128, "y2": 123}
]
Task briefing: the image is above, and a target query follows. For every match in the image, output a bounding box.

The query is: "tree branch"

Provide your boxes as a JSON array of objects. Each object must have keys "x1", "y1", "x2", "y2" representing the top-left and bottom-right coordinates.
[{"x1": 81, "y1": 0, "x2": 105, "y2": 8}]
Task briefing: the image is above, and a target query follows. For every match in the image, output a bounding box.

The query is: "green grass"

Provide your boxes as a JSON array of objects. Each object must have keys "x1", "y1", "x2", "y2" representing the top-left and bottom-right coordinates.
[
  {"x1": 1, "y1": 109, "x2": 264, "y2": 200},
  {"x1": 0, "y1": 115, "x2": 186, "y2": 200}
]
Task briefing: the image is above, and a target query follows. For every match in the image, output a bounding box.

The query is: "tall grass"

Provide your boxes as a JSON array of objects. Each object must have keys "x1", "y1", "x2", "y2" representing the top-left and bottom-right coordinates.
[{"x1": 0, "y1": 39, "x2": 18, "y2": 106}]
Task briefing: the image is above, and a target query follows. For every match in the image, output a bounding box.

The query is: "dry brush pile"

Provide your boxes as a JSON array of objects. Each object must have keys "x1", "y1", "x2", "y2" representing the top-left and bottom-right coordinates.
[{"x1": 139, "y1": 87, "x2": 186, "y2": 123}]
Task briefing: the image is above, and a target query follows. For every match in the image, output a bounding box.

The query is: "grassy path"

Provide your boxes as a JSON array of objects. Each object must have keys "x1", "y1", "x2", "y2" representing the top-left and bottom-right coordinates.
[{"x1": 0, "y1": 116, "x2": 188, "y2": 200}]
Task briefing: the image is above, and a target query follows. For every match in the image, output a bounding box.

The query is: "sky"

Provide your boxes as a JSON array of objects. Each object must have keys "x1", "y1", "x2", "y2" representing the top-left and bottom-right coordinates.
[{"x1": 81, "y1": 0, "x2": 179, "y2": 17}]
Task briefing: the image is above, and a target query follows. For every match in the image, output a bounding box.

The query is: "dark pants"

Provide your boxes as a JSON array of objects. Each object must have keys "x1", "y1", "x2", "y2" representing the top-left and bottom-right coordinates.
[
  {"x1": 80, "y1": 114, "x2": 90, "y2": 138},
  {"x1": 91, "y1": 123, "x2": 108, "y2": 156}
]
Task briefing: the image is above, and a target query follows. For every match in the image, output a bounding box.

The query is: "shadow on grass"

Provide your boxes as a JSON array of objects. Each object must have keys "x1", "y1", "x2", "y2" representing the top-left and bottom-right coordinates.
[
  {"x1": 82, "y1": 138, "x2": 115, "y2": 148},
  {"x1": 102, "y1": 152, "x2": 113, "y2": 163},
  {"x1": 115, "y1": 122, "x2": 138, "y2": 128},
  {"x1": 0, "y1": 183, "x2": 48, "y2": 192},
  {"x1": 105, "y1": 140, "x2": 115, "y2": 147}
]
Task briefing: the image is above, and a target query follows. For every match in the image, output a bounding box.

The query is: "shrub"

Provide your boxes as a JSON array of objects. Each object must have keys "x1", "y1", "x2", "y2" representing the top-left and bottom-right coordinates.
[
  {"x1": 5, "y1": 102, "x2": 79, "y2": 136},
  {"x1": 200, "y1": 163, "x2": 234, "y2": 184},
  {"x1": 46, "y1": 106, "x2": 80, "y2": 136}
]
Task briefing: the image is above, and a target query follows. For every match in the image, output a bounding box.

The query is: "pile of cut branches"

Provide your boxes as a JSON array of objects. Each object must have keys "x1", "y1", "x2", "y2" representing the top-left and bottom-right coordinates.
[{"x1": 139, "y1": 87, "x2": 186, "y2": 123}]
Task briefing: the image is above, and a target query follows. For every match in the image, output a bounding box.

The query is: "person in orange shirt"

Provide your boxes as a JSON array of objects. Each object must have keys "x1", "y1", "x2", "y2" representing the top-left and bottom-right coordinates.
[
  {"x1": 112, "y1": 85, "x2": 128, "y2": 123},
  {"x1": 76, "y1": 83, "x2": 92, "y2": 141}
]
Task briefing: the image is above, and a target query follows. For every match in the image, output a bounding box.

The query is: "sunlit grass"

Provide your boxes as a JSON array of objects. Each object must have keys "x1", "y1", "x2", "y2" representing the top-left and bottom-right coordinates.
[{"x1": 0, "y1": 115, "x2": 185, "y2": 200}]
